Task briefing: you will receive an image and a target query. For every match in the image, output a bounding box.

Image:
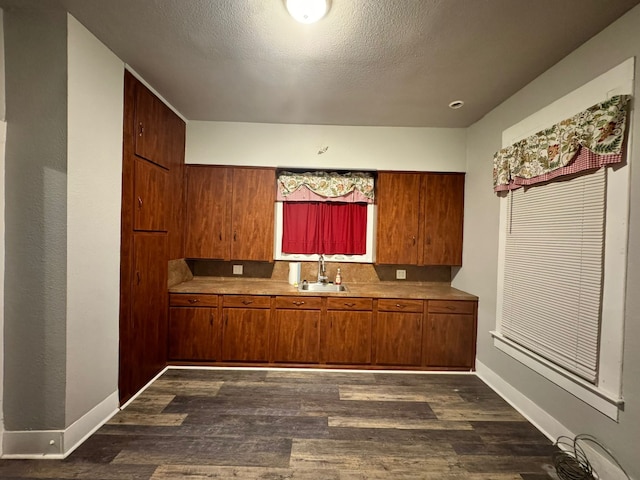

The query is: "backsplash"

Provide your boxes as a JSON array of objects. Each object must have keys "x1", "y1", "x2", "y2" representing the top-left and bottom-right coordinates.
[{"x1": 185, "y1": 259, "x2": 451, "y2": 284}]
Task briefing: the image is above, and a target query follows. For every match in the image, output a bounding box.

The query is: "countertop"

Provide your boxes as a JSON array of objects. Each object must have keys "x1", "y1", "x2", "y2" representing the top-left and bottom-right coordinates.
[{"x1": 169, "y1": 276, "x2": 478, "y2": 301}]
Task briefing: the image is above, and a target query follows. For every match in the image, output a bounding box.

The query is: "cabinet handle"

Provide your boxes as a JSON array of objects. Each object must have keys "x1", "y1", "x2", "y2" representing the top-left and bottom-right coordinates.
[
  {"x1": 446, "y1": 305, "x2": 456, "y2": 311},
  {"x1": 426, "y1": 236, "x2": 432, "y2": 246},
  {"x1": 345, "y1": 302, "x2": 355, "y2": 308},
  {"x1": 188, "y1": 298, "x2": 199, "y2": 304},
  {"x1": 412, "y1": 235, "x2": 416, "y2": 246},
  {"x1": 293, "y1": 301, "x2": 305, "y2": 306},
  {"x1": 136, "y1": 271, "x2": 141, "y2": 285},
  {"x1": 233, "y1": 231, "x2": 237, "y2": 241},
  {"x1": 138, "y1": 122, "x2": 144, "y2": 137},
  {"x1": 210, "y1": 313, "x2": 214, "y2": 326},
  {"x1": 137, "y1": 196, "x2": 143, "y2": 208},
  {"x1": 219, "y1": 232, "x2": 222, "y2": 241},
  {"x1": 395, "y1": 303, "x2": 406, "y2": 309},
  {"x1": 241, "y1": 299, "x2": 253, "y2": 305}
]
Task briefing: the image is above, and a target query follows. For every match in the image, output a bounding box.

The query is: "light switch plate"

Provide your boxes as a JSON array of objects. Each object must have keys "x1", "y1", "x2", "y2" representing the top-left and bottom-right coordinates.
[
  {"x1": 396, "y1": 269, "x2": 406, "y2": 280},
  {"x1": 232, "y1": 264, "x2": 243, "y2": 275}
]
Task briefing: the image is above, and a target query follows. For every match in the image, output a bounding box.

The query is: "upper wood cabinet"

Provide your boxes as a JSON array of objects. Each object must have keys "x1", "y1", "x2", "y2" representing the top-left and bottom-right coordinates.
[
  {"x1": 185, "y1": 166, "x2": 231, "y2": 259},
  {"x1": 184, "y1": 165, "x2": 275, "y2": 261},
  {"x1": 134, "y1": 82, "x2": 175, "y2": 169},
  {"x1": 376, "y1": 172, "x2": 422, "y2": 264},
  {"x1": 231, "y1": 168, "x2": 275, "y2": 261},
  {"x1": 376, "y1": 172, "x2": 465, "y2": 266},
  {"x1": 421, "y1": 173, "x2": 465, "y2": 265},
  {"x1": 134, "y1": 157, "x2": 168, "y2": 232}
]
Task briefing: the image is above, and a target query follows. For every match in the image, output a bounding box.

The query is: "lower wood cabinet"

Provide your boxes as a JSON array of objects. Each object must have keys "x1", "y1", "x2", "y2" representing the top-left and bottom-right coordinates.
[
  {"x1": 424, "y1": 300, "x2": 477, "y2": 369},
  {"x1": 169, "y1": 294, "x2": 219, "y2": 361},
  {"x1": 222, "y1": 295, "x2": 271, "y2": 362},
  {"x1": 323, "y1": 297, "x2": 373, "y2": 365},
  {"x1": 272, "y1": 296, "x2": 321, "y2": 364},
  {"x1": 166, "y1": 293, "x2": 477, "y2": 371},
  {"x1": 374, "y1": 299, "x2": 424, "y2": 366}
]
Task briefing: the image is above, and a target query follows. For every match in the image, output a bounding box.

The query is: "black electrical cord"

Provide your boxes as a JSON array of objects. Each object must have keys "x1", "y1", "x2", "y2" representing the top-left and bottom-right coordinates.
[{"x1": 553, "y1": 434, "x2": 631, "y2": 480}]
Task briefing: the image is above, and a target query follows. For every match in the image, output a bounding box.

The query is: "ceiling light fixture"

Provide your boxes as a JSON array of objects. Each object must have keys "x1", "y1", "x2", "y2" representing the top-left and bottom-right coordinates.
[
  {"x1": 286, "y1": 0, "x2": 329, "y2": 24},
  {"x1": 448, "y1": 100, "x2": 465, "y2": 109}
]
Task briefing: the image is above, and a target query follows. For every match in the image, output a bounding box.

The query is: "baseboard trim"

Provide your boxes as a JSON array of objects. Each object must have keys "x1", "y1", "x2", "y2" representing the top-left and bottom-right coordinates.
[
  {"x1": 475, "y1": 359, "x2": 629, "y2": 480},
  {"x1": 1, "y1": 391, "x2": 119, "y2": 459}
]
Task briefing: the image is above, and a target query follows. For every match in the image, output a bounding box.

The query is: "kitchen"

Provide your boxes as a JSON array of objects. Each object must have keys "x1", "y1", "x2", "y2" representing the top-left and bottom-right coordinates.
[{"x1": 0, "y1": 1, "x2": 639, "y2": 478}]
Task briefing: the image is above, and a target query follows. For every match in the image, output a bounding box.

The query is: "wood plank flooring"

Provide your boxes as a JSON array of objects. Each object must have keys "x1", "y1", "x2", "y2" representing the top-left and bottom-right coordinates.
[{"x1": 0, "y1": 369, "x2": 562, "y2": 479}]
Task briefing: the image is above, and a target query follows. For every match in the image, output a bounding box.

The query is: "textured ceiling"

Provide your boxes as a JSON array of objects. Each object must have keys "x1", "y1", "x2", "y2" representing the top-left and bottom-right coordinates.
[{"x1": 6, "y1": 0, "x2": 640, "y2": 127}]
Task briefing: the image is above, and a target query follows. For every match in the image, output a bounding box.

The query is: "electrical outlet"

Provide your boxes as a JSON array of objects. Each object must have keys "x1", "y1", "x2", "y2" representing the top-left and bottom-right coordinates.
[
  {"x1": 396, "y1": 269, "x2": 406, "y2": 280},
  {"x1": 232, "y1": 264, "x2": 243, "y2": 275}
]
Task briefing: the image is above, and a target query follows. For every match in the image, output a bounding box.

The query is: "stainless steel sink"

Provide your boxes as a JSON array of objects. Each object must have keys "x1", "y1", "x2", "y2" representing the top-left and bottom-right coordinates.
[{"x1": 298, "y1": 282, "x2": 348, "y2": 293}]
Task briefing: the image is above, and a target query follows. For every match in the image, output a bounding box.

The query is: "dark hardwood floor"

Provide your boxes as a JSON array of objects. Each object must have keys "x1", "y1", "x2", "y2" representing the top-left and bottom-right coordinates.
[{"x1": 0, "y1": 368, "x2": 561, "y2": 479}]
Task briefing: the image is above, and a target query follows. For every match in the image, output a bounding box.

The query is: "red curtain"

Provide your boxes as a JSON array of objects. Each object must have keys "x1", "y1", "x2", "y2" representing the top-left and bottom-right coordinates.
[{"x1": 282, "y1": 202, "x2": 367, "y2": 255}]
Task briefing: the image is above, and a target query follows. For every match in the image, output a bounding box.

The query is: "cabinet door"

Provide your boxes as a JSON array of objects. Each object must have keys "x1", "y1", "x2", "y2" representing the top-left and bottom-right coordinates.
[
  {"x1": 169, "y1": 307, "x2": 218, "y2": 360},
  {"x1": 376, "y1": 172, "x2": 421, "y2": 264},
  {"x1": 375, "y1": 312, "x2": 423, "y2": 366},
  {"x1": 222, "y1": 308, "x2": 270, "y2": 362},
  {"x1": 134, "y1": 157, "x2": 168, "y2": 232},
  {"x1": 424, "y1": 313, "x2": 476, "y2": 369},
  {"x1": 128, "y1": 233, "x2": 168, "y2": 395},
  {"x1": 134, "y1": 82, "x2": 172, "y2": 169},
  {"x1": 421, "y1": 173, "x2": 464, "y2": 265},
  {"x1": 272, "y1": 309, "x2": 321, "y2": 363},
  {"x1": 184, "y1": 166, "x2": 231, "y2": 259},
  {"x1": 231, "y1": 168, "x2": 275, "y2": 261},
  {"x1": 323, "y1": 311, "x2": 372, "y2": 364}
]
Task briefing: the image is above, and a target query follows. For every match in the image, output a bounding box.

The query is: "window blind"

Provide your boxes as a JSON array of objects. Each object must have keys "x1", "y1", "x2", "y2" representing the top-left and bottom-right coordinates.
[{"x1": 501, "y1": 167, "x2": 606, "y2": 383}]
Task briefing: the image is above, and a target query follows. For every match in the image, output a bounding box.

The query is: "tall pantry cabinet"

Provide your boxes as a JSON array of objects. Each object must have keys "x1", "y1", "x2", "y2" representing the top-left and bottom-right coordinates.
[{"x1": 119, "y1": 71, "x2": 185, "y2": 404}]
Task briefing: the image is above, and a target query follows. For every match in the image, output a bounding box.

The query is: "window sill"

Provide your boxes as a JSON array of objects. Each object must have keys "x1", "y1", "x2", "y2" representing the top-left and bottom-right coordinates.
[{"x1": 491, "y1": 331, "x2": 623, "y2": 420}]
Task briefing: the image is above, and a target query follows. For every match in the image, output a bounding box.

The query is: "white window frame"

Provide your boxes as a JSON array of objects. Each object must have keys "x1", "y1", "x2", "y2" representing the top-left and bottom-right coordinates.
[
  {"x1": 492, "y1": 58, "x2": 634, "y2": 420},
  {"x1": 273, "y1": 202, "x2": 377, "y2": 263}
]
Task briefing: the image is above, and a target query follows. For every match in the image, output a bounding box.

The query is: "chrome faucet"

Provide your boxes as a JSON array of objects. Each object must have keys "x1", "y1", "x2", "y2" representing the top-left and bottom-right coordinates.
[{"x1": 317, "y1": 254, "x2": 328, "y2": 284}]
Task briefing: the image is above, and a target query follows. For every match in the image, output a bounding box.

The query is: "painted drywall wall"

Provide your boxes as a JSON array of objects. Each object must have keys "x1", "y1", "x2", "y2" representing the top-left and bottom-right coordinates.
[
  {"x1": 187, "y1": 121, "x2": 467, "y2": 171},
  {"x1": 0, "y1": 9, "x2": 5, "y2": 121},
  {"x1": 454, "y1": 4, "x2": 640, "y2": 478},
  {"x1": 0, "y1": 8, "x2": 5, "y2": 453},
  {"x1": 3, "y1": 5, "x2": 68, "y2": 430},
  {"x1": 65, "y1": 15, "x2": 123, "y2": 427}
]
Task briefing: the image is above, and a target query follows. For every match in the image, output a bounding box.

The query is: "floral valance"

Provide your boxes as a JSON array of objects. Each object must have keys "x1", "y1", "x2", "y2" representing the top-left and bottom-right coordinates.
[
  {"x1": 277, "y1": 171, "x2": 375, "y2": 203},
  {"x1": 493, "y1": 94, "x2": 630, "y2": 192}
]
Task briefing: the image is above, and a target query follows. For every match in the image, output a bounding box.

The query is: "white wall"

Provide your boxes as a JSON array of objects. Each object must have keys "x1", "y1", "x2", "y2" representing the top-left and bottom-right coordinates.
[
  {"x1": 65, "y1": 15, "x2": 123, "y2": 426},
  {"x1": 187, "y1": 121, "x2": 467, "y2": 172},
  {"x1": 455, "y1": 5, "x2": 640, "y2": 478}
]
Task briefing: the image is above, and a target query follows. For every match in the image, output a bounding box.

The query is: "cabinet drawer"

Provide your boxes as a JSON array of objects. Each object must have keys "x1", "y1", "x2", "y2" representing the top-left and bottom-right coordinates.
[
  {"x1": 378, "y1": 299, "x2": 424, "y2": 313},
  {"x1": 223, "y1": 295, "x2": 271, "y2": 308},
  {"x1": 326, "y1": 297, "x2": 373, "y2": 311},
  {"x1": 170, "y1": 293, "x2": 218, "y2": 307},
  {"x1": 428, "y1": 300, "x2": 475, "y2": 314},
  {"x1": 275, "y1": 296, "x2": 322, "y2": 310}
]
